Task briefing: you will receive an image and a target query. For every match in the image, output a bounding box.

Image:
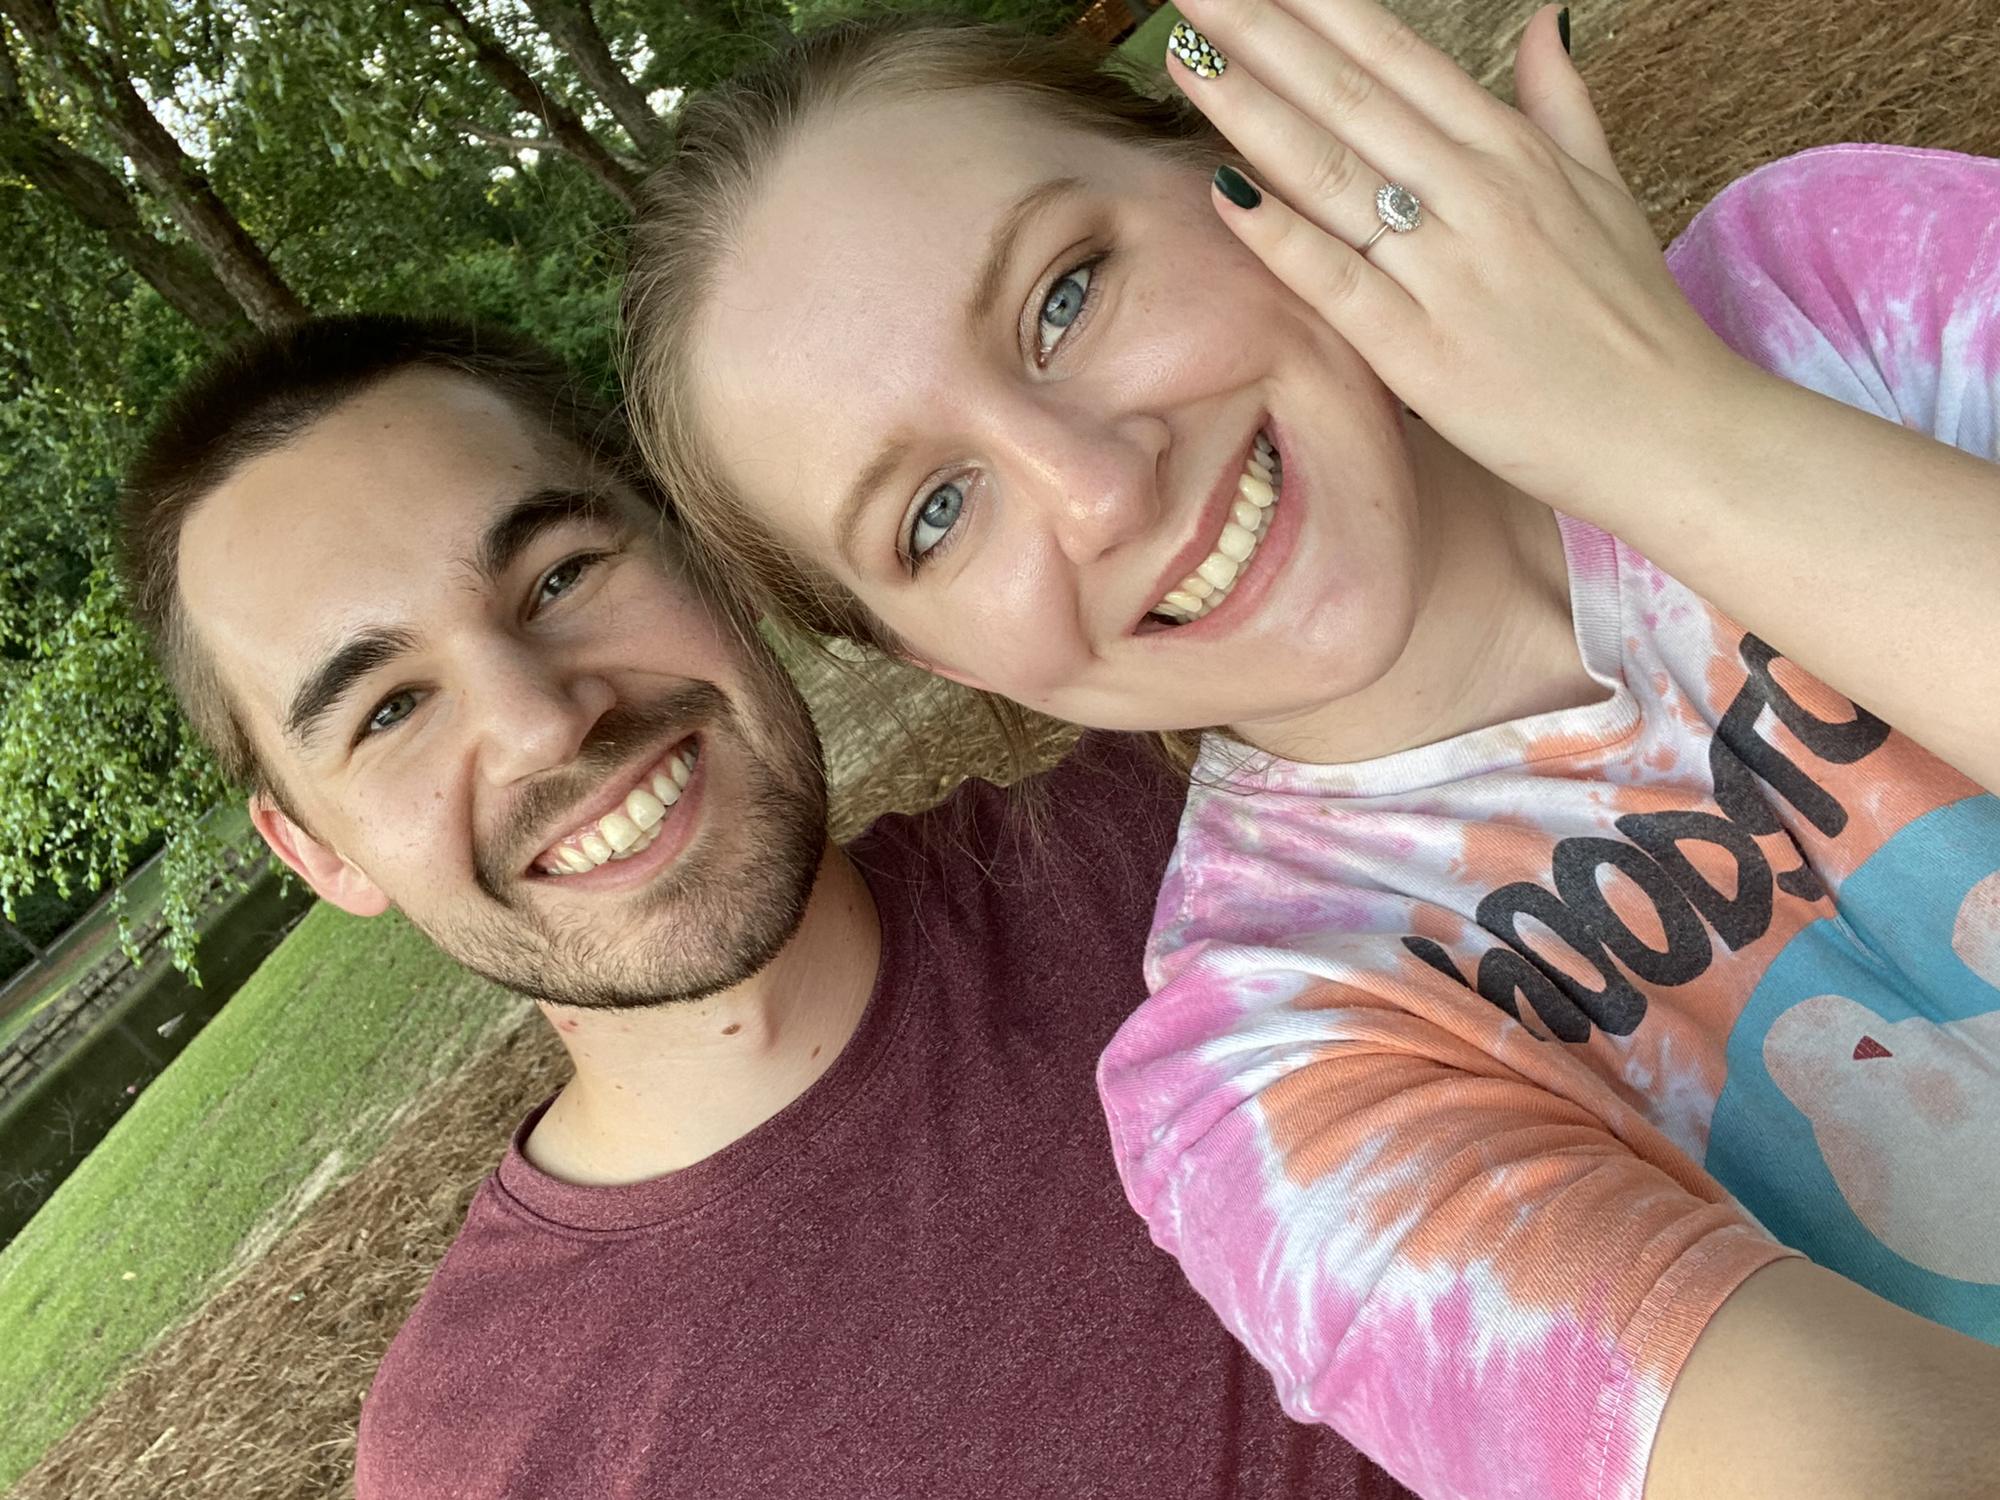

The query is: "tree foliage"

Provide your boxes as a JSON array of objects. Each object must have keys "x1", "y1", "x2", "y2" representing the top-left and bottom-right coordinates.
[{"x1": 0, "y1": 0, "x2": 1091, "y2": 971}]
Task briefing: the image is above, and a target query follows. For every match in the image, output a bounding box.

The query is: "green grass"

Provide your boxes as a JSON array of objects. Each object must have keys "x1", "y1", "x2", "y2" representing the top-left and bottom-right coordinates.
[{"x1": 0, "y1": 903, "x2": 515, "y2": 1491}]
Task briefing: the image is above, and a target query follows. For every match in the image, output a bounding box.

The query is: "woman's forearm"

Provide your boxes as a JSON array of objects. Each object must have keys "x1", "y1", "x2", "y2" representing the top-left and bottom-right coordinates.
[
  {"x1": 1593, "y1": 369, "x2": 2000, "y2": 793},
  {"x1": 1648, "y1": 1258, "x2": 2000, "y2": 1500}
]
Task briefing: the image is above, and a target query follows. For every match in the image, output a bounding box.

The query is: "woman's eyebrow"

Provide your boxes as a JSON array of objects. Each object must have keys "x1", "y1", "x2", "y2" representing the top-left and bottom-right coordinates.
[
  {"x1": 963, "y1": 175, "x2": 1086, "y2": 339},
  {"x1": 833, "y1": 440, "x2": 912, "y2": 573}
]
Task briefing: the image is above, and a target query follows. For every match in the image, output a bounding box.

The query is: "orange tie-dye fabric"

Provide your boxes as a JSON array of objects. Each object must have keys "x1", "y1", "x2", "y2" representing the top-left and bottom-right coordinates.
[{"x1": 1099, "y1": 146, "x2": 2000, "y2": 1500}]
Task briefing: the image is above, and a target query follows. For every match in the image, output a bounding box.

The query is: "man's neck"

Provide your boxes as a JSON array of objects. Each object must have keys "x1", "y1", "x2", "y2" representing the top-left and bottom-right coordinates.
[
  {"x1": 524, "y1": 842, "x2": 880, "y2": 1186},
  {"x1": 1236, "y1": 413, "x2": 1604, "y2": 766}
]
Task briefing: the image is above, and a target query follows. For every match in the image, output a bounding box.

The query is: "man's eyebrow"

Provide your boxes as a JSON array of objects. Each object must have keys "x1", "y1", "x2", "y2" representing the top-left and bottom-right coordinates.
[
  {"x1": 474, "y1": 486, "x2": 624, "y2": 585},
  {"x1": 280, "y1": 489, "x2": 624, "y2": 753},
  {"x1": 283, "y1": 626, "x2": 419, "y2": 750},
  {"x1": 830, "y1": 178, "x2": 1086, "y2": 572}
]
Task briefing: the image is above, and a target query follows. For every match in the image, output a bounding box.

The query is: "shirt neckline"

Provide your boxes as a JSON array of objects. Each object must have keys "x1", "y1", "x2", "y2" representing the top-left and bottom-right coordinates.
[
  {"x1": 489, "y1": 851, "x2": 913, "y2": 1236},
  {"x1": 1196, "y1": 515, "x2": 1642, "y2": 799}
]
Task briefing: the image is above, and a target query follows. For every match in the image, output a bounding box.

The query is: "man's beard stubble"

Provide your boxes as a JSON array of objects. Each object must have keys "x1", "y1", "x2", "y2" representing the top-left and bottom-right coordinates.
[{"x1": 418, "y1": 663, "x2": 829, "y2": 1011}]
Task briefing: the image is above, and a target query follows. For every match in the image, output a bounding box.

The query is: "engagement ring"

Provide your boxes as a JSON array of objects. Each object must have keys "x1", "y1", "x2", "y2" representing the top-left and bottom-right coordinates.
[{"x1": 1362, "y1": 183, "x2": 1423, "y2": 255}]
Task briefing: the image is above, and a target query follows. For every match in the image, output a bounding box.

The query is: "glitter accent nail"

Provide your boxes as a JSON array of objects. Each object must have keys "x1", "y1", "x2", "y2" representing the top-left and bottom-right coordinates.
[{"x1": 1167, "y1": 21, "x2": 1227, "y2": 79}]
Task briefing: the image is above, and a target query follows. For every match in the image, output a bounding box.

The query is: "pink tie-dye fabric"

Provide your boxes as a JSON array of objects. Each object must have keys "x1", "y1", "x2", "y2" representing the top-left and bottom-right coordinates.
[{"x1": 1099, "y1": 145, "x2": 2000, "y2": 1500}]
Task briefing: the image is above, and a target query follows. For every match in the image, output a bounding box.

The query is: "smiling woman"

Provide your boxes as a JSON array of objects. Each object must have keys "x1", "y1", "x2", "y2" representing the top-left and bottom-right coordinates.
[
  {"x1": 632, "y1": 40, "x2": 1431, "y2": 739},
  {"x1": 624, "y1": 20, "x2": 1230, "y2": 668},
  {"x1": 620, "y1": 7, "x2": 2000, "y2": 1499}
]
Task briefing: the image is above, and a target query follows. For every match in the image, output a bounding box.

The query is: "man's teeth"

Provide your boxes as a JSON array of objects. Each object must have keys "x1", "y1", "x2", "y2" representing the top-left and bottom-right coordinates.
[
  {"x1": 1151, "y1": 432, "x2": 1280, "y2": 626},
  {"x1": 541, "y1": 748, "x2": 696, "y2": 876}
]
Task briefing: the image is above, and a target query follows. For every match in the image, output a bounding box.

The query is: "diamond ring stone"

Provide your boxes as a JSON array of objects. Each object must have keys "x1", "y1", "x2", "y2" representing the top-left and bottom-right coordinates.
[{"x1": 1362, "y1": 183, "x2": 1423, "y2": 255}]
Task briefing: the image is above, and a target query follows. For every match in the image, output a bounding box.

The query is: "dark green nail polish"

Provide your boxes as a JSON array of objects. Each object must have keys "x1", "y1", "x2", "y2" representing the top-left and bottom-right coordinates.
[
  {"x1": 1214, "y1": 165, "x2": 1262, "y2": 210},
  {"x1": 1557, "y1": 6, "x2": 1571, "y2": 54}
]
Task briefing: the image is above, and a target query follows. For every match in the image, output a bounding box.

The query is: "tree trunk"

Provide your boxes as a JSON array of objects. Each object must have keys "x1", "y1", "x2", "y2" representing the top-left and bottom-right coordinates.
[
  {"x1": 1, "y1": 917, "x2": 47, "y2": 962},
  {"x1": 0, "y1": 0, "x2": 305, "y2": 331},
  {"x1": 0, "y1": 46, "x2": 246, "y2": 332},
  {"x1": 428, "y1": 0, "x2": 642, "y2": 212},
  {"x1": 523, "y1": 0, "x2": 666, "y2": 158}
]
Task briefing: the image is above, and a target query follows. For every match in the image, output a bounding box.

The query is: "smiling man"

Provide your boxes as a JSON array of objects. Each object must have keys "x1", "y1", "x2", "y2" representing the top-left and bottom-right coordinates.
[{"x1": 115, "y1": 315, "x2": 1406, "y2": 1499}]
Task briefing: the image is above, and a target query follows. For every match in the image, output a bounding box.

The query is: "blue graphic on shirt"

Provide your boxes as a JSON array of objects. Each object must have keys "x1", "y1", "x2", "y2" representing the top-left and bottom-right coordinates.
[{"x1": 1707, "y1": 795, "x2": 2000, "y2": 1340}]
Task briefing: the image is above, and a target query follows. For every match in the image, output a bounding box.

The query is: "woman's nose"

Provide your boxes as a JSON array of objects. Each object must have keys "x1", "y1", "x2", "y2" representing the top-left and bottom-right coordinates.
[
  {"x1": 1019, "y1": 416, "x2": 1165, "y2": 566},
  {"x1": 471, "y1": 653, "x2": 618, "y2": 786}
]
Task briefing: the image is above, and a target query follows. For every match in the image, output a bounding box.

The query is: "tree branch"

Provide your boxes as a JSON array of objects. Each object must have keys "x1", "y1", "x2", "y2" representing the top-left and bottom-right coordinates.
[
  {"x1": 448, "y1": 119, "x2": 557, "y2": 154},
  {"x1": 422, "y1": 0, "x2": 640, "y2": 212},
  {"x1": 520, "y1": 0, "x2": 665, "y2": 158},
  {"x1": 0, "y1": 25, "x2": 246, "y2": 332},
  {"x1": 448, "y1": 117, "x2": 642, "y2": 174},
  {"x1": 0, "y1": 0, "x2": 304, "y2": 329}
]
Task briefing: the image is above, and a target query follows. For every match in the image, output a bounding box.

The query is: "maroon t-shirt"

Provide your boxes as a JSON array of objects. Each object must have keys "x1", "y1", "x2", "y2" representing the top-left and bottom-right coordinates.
[{"x1": 355, "y1": 734, "x2": 1408, "y2": 1499}]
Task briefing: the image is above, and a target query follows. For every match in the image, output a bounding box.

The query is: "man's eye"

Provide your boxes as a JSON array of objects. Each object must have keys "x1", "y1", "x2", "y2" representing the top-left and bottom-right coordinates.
[
  {"x1": 535, "y1": 553, "x2": 603, "y2": 610},
  {"x1": 908, "y1": 481, "x2": 965, "y2": 566},
  {"x1": 1036, "y1": 262, "x2": 1095, "y2": 361},
  {"x1": 363, "y1": 690, "x2": 419, "y2": 738}
]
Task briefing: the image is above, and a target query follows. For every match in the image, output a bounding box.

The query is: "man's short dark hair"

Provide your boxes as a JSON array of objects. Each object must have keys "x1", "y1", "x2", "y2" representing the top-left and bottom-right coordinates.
[{"x1": 119, "y1": 314, "x2": 658, "y2": 794}]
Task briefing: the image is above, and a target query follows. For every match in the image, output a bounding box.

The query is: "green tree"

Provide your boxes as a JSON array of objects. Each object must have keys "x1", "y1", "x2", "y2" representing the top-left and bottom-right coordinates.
[
  {"x1": 0, "y1": 30, "x2": 245, "y2": 332},
  {"x1": 0, "y1": 0, "x2": 303, "y2": 329}
]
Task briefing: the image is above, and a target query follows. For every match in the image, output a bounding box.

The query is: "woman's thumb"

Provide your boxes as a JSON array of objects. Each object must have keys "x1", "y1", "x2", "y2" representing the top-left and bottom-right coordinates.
[{"x1": 1514, "y1": 6, "x2": 1621, "y2": 182}]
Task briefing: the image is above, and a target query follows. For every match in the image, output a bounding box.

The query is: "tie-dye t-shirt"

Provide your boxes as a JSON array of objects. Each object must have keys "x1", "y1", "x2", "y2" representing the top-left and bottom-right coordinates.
[{"x1": 1098, "y1": 144, "x2": 2000, "y2": 1500}]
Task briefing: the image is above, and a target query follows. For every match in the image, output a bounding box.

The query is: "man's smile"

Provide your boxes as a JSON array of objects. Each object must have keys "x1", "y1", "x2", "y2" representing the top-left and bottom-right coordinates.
[{"x1": 532, "y1": 739, "x2": 700, "y2": 878}]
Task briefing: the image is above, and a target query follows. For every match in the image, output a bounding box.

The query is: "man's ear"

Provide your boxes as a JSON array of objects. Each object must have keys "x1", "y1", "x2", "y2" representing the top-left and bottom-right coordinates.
[{"x1": 249, "y1": 792, "x2": 390, "y2": 918}]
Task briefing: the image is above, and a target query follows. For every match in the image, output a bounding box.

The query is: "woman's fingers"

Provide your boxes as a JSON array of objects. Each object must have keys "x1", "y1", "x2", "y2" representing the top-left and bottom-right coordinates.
[
  {"x1": 1178, "y1": 0, "x2": 1512, "y2": 147},
  {"x1": 1510, "y1": 6, "x2": 1621, "y2": 183},
  {"x1": 1209, "y1": 164, "x2": 1423, "y2": 374},
  {"x1": 1167, "y1": 5, "x2": 1454, "y2": 175},
  {"x1": 1191, "y1": 0, "x2": 1730, "y2": 521},
  {"x1": 1169, "y1": 25, "x2": 1397, "y2": 249}
]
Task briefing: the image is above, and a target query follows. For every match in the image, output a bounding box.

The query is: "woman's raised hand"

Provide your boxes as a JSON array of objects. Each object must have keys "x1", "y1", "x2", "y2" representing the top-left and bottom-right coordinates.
[{"x1": 1166, "y1": 0, "x2": 1758, "y2": 514}]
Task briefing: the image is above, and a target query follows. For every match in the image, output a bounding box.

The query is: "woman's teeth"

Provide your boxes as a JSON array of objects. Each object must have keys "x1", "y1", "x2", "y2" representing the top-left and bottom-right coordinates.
[
  {"x1": 1151, "y1": 432, "x2": 1280, "y2": 626},
  {"x1": 541, "y1": 747, "x2": 697, "y2": 877}
]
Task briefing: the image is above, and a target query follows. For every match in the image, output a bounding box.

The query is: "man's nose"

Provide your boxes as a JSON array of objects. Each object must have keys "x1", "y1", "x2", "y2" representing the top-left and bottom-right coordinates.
[
  {"x1": 468, "y1": 649, "x2": 617, "y2": 786},
  {"x1": 1011, "y1": 411, "x2": 1166, "y2": 566}
]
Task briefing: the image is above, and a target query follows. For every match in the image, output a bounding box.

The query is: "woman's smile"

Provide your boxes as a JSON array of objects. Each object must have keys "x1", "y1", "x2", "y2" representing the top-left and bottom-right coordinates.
[{"x1": 1134, "y1": 425, "x2": 1284, "y2": 633}]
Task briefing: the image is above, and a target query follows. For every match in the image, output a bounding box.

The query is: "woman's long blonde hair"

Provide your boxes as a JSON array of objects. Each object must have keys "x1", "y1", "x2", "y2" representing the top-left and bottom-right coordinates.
[{"x1": 621, "y1": 14, "x2": 1222, "y2": 771}]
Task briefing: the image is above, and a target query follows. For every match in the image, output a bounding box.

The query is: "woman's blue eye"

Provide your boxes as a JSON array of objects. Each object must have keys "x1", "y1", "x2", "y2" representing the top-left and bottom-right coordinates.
[
  {"x1": 908, "y1": 482, "x2": 965, "y2": 562},
  {"x1": 1037, "y1": 263, "x2": 1094, "y2": 359}
]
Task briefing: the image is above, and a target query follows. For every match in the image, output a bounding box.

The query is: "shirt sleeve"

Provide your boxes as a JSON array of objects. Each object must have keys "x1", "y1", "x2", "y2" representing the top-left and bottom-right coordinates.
[
  {"x1": 1665, "y1": 143, "x2": 2000, "y2": 459},
  {"x1": 1098, "y1": 930, "x2": 1792, "y2": 1500}
]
